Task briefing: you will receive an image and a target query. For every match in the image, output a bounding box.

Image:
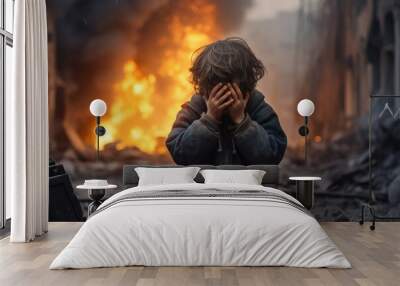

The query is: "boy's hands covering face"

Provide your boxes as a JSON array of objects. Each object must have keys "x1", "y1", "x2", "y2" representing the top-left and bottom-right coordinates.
[
  {"x1": 227, "y1": 83, "x2": 249, "y2": 124},
  {"x1": 206, "y1": 83, "x2": 234, "y2": 122}
]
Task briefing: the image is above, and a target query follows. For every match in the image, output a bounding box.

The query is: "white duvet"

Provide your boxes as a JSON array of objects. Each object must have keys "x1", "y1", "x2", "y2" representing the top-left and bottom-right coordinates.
[{"x1": 50, "y1": 183, "x2": 351, "y2": 269}]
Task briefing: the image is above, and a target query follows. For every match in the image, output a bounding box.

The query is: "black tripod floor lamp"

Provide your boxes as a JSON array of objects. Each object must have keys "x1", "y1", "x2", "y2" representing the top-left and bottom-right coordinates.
[
  {"x1": 297, "y1": 99, "x2": 315, "y2": 165},
  {"x1": 89, "y1": 99, "x2": 107, "y2": 160},
  {"x1": 359, "y1": 94, "x2": 400, "y2": 230}
]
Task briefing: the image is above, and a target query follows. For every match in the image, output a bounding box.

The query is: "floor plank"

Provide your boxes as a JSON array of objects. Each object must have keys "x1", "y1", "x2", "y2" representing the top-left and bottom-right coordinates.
[{"x1": 0, "y1": 222, "x2": 398, "y2": 286}]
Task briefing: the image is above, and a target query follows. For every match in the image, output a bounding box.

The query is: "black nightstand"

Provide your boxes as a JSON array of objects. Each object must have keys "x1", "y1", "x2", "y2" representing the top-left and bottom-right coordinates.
[
  {"x1": 77, "y1": 183, "x2": 117, "y2": 216},
  {"x1": 289, "y1": 177, "x2": 321, "y2": 210}
]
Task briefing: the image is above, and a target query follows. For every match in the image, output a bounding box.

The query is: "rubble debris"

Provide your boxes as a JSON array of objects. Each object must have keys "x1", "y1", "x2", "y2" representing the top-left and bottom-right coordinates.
[{"x1": 281, "y1": 117, "x2": 400, "y2": 221}]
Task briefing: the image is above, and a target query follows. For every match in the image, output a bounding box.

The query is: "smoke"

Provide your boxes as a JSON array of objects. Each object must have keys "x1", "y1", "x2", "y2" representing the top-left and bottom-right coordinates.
[
  {"x1": 47, "y1": 0, "x2": 253, "y2": 145},
  {"x1": 135, "y1": 0, "x2": 253, "y2": 73},
  {"x1": 50, "y1": 0, "x2": 253, "y2": 74}
]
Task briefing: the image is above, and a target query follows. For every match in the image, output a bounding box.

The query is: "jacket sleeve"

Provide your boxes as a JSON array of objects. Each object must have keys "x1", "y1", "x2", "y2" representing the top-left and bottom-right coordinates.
[
  {"x1": 232, "y1": 101, "x2": 287, "y2": 165},
  {"x1": 166, "y1": 104, "x2": 220, "y2": 165}
]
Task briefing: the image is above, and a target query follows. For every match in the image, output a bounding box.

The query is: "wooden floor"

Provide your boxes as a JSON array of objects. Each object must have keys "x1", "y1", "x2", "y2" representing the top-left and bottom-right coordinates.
[{"x1": 0, "y1": 222, "x2": 399, "y2": 286}]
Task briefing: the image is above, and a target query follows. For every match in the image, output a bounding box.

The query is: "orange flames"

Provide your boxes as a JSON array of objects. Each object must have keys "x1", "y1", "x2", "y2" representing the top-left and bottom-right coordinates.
[{"x1": 101, "y1": 1, "x2": 220, "y2": 154}]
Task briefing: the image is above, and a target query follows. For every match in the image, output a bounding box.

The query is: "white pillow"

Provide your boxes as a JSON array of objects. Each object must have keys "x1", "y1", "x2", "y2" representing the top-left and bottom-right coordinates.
[
  {"x1": 135, "y1": 167, "x2": 201, "y2": 186},
  {"x1": 200, "y1": 169, "x2": 266, "y2": 185}
]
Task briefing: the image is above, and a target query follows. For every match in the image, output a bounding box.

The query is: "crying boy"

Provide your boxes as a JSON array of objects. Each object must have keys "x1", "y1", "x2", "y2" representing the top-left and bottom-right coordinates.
[{"x1": 166, "y1": 37, "x2": 287, "y2": 165}]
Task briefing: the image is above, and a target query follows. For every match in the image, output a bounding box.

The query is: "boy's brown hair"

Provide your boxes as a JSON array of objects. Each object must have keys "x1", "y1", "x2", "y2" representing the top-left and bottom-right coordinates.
[{"x1": 190, "y1": 37, "x2": 265, "y2": 97}]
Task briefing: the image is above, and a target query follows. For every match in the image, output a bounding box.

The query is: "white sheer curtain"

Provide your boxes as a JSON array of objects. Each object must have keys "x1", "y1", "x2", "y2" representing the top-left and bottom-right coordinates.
[{"x1": 7, "y1": 0, "x2": 48, "y2": 242}]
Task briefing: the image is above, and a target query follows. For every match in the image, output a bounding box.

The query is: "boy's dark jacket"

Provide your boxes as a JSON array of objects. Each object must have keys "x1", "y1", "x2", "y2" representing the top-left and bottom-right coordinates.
[{"x1": 166, "y1": 90, "x2": 287, "y2": 165}]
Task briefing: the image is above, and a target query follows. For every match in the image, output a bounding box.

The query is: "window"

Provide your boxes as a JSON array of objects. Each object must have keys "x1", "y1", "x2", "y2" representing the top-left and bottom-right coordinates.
[{"x1": 1, "y1": 0, "x2": 14, "y2": 229}]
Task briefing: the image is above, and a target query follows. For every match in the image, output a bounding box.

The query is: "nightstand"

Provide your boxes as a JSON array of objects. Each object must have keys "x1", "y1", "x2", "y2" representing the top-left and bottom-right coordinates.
[
  {"x1": 77, "y1": 182, "x2": 117, "y2": 216},
  {"x1": 289, "y1": 177, "x2": 321, "y2": 210}
]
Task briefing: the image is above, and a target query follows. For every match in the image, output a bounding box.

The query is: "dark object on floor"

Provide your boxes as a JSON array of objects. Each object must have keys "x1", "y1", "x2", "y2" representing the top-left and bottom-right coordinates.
[
  {"x1": 49, "y1": 164, "x2": 83, "y2": 222},
  {"x1": 49, "y1": 163, "x2": 66, "y2": 177},
  {"x1": 0, "y1": 219, "x2": 11, "y2": 239}
]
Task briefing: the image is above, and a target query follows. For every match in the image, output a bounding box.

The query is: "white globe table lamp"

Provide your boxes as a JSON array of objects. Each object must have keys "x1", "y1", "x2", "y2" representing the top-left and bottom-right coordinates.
[
  {"x1": 89, "y1": 99, "x2": 107, "y2": 160},
  {"x1": 90, "y1": 99, "x2": 107, "y2": 117},
  {"x1": 297, "y1": 99, "x2": 315, "y2": 117},
  {"x1": 297, "y1": 99, "x2": 315, "y2": 165}
]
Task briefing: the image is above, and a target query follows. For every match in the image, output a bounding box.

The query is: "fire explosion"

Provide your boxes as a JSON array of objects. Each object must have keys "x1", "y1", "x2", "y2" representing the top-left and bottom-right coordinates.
[{"x1": 101, "y1": 1, "x2": 220, "y2": 154}]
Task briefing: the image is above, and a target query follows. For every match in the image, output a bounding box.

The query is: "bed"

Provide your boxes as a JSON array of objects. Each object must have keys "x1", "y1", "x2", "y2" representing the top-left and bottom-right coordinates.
[{"x1": 50, "y1": 165, "x2": 350, "y2": 269}]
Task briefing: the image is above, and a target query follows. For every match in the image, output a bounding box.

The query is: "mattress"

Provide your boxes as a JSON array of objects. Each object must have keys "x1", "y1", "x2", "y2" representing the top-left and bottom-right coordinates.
[{"x1": 50, "y1": 183, "x2": 351, "y2": 269}]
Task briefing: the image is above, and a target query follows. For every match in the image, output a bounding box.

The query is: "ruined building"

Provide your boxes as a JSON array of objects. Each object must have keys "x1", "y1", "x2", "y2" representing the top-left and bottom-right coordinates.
[{"x1": 298, "y1": 0, "x2": 400, "y2": 140}]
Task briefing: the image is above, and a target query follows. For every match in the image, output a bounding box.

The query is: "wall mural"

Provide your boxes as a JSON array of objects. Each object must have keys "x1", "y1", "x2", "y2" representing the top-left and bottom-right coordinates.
[
  {"x1": 379, "y1": 103, "x2": 400, "y2": 119},
  {"x1": 369, "y1": 97, "x2": 400, "y2": 219},
  {"x1": 47, "y1": 0, "x2": 400, "y2": 221}
]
